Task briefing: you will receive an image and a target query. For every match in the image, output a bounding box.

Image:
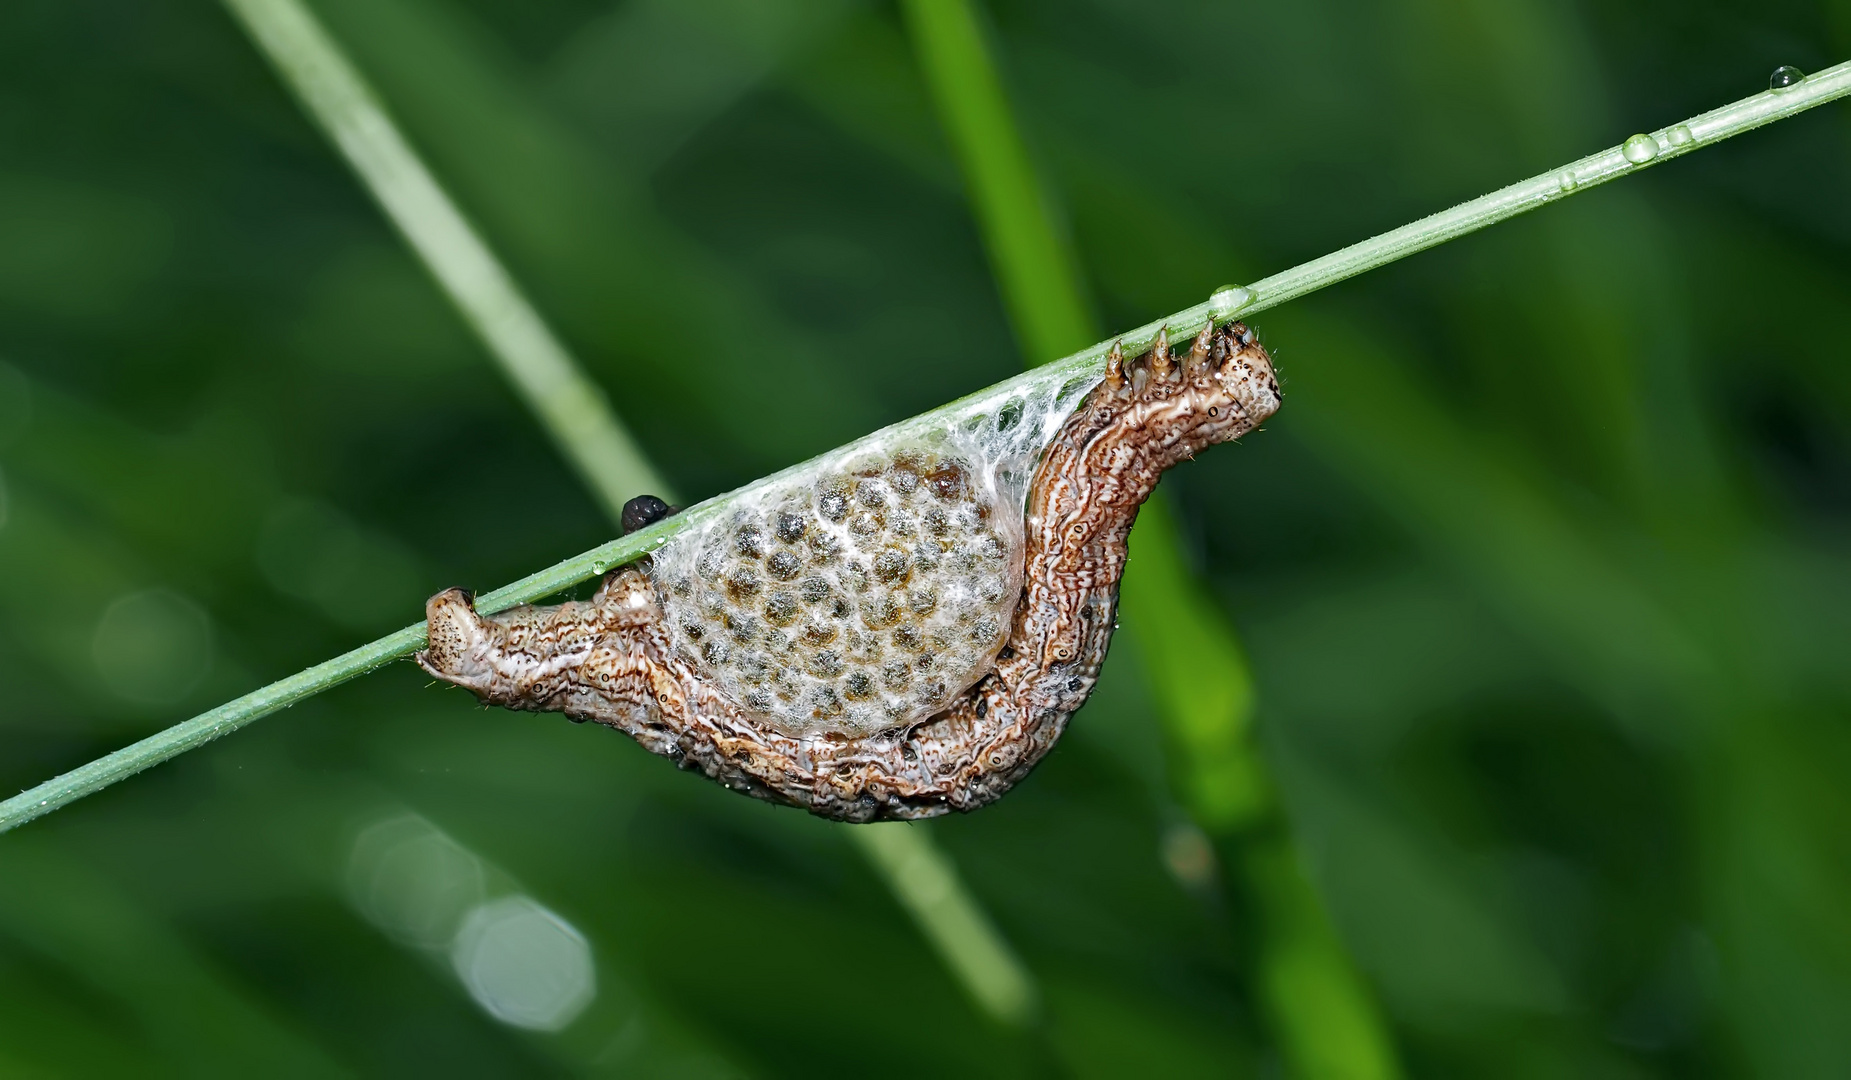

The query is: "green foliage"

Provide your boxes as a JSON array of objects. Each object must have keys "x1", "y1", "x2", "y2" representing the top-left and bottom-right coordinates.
[
  {"x1": 902, "y1": 4, "x2": 1396, "y2": 1074},
  {"x1": 1, "y1": 0, "x2": 1849, "y2": 1076}
]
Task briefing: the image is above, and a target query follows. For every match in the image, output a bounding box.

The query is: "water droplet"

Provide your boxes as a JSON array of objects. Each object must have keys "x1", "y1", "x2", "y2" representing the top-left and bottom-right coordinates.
[
  {"x1": 1208, "y1": 284, "x2": 1252, "y2": 317},
  {"x1": 1621, "y1": 133, "x2": 1660, "y2": 164},
  {"x1": 1770, "y1": 65, "x2": 1804, "y2": 90},
  {"x1": 1667, "y1": 124, "x2": 1695, "y2": 147},
  {"x1": 1555, "y1": 170, "x2": 1578, "y2": 192}
]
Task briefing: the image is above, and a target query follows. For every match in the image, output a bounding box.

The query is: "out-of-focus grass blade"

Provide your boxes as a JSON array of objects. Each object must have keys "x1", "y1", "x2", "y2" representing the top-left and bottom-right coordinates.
[
  {"x1": 221, "y1": 0, "x2": 666, "y2": 525},
  {"x1": 896, "y1": 0, "x2": 1091, "y2": 366},
  {"x1": 850, "y1": 823, "x2": 1038, "y2": 1024},
  {"x1": 0, "y1": 837, "x2": 351, "y2": 1076},
  {"x1": 1273, "y1": 317, "x2": 1706, "y2": 717},
  {"x1": 899, "y1": 0, "x2": 1267, "y2": 831},
  {"x1": 1118, "y1": 504, "x2": 1265, "y2": 830},
  {"x1": 899, "y1": 1, "x2": 1400, "y2": 1075},
  {"x1": 7, "y1": 2, "x2": 1844, "y2": 975},
  {"x1": 219, "y1": 0, "x2": 1036, "y2": 1029}
]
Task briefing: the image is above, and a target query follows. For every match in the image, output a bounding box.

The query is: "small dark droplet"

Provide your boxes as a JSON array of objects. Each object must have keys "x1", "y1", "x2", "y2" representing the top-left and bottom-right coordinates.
[
  {"x1": 1770, "y1": 65, "x2": 1804, "y2": 89},
  {"x1": 975, "y1": 697, "x2": 988, "y2": 718},
  {"x1": 855, "y1": 479, "x2": 889, "y2": 508},
  {"x1": 848, "y1": 511, "x2": 881, "y2": 539},
  {"x1": 733, "y1": 523, "x2": 768, "y2": 558},
  {"x1": 807, "y1": 531, "x2": 842, "y2": 561},
  {"x1": 997, "y1": 645, "x2": 1015, "y2": 660},
  {"x1": 763, "y1": 591, "x2": 800, "y2": 627},
  {"x1": 621, "y1": 495, "x2": 675, "y2": 536},
  {"x1": 817, "y1": 479, "x2": 851, "y2": 522},
  {"x1": 724, "y1": 566, "x2": 761, "y2": 601},
  {"x1": 873, "y1": 548, "x2": 911, "y2": 584},
  {"x1": 766, "y1": 549, "x2": 802, "y2": 580},
  {"x1": 810, "y1": 685, "x2": 844, "y2": 716},
  {"x1": 889, "y1": 464, "x2": 921, "y2": 497},
  {"x1": 860, "y1": 593, "x2": 902, "y2": 630},
  {"x1": 1067, "y1": 678, "x2": 1082, "y2": 692},
  {"x1": 926, "y1": 460, "x2": 969, "y2": 501},
  {"x1": 568, "y1": 714, "x2": 589, "y2": 724}
]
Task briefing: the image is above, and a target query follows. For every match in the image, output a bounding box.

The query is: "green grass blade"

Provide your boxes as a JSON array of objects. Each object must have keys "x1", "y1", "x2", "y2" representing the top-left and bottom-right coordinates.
[
  {"x1": 0, "y1": 523, "x2": 669, "y2": 833},
  {"x1": 898, "y1": 0, "x2": 1092, "y2": 363},
  {"x1": 849, "y1": 824, "x2": 1039, "y2": 1024},
  {"x1": 1239, "y1": 60, "x2": 1851, "y2": 316},
  {"x1": 217, "y1": 0, "x2": 1037, "y2": 1027},
  {"x1": 220, "y1": 0, "x2": 669, "y2": 521},
  {"x1": 899, "y1": 2, "x2": 1401, "y2": 1073},
  {"x1": 902, "y1": 0, "x2": 1271, "y2": 834},
  {"x1": 5, "y1": 18, "x2": 1844, "y2": 902}
]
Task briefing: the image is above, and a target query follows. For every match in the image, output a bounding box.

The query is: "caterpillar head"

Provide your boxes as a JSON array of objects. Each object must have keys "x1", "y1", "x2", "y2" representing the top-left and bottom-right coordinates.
[
  {"x1": 1206, "y1": 321, "x2": 1281, "y2": 429},
  {"x1": 1102, "y1": 321, "x2": 1281, "y2": 449}
]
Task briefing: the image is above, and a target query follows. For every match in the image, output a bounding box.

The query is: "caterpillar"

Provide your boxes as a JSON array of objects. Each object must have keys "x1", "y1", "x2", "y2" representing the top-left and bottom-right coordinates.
[{"x1": 418, "y1": 321, "x2": 1280, "y2": 822}]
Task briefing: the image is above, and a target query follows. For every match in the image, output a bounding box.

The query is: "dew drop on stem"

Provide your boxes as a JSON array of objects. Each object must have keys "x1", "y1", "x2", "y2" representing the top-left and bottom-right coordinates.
[
  {"x1": 1621, "y1": 133, "x2": 1660, "y2": 164},
  {"x1": 1770, "y1": 65, "x2": 1804, "y2": 90},
  {"x1": 1208, "y1": 284, "x2": 1252, "y2": 317}
]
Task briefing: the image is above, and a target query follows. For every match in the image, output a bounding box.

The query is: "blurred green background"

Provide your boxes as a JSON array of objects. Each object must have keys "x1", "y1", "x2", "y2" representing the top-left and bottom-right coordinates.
[{"x1": 3, "y1": 0, "x2": 1850, "y2": 1076}]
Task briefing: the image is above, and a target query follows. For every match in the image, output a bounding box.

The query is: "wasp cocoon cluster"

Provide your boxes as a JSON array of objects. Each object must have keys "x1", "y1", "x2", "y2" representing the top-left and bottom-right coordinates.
[
  {"x1": 420, "y1": 321, "x2": 1280, "y2": 822},
  {"x1": 653, "y1": 448, "x2": 1019, "y2": 739}
]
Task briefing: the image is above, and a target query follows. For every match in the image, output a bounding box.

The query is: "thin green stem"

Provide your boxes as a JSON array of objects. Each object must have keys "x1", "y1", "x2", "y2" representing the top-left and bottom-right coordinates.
[
  {"x1": 898, "y1": 0, "x2": 1092, "y2": 363},
  {"x1": 216, "y1": 0, "x2": 1036, "y2": 1025},
  {"x1": 903, "y1": 0, "x2": 1272, "y2": 828},
  {"x1": 0, "y1": 524, "x2": 665, "y2": 833},
  {"x1": 1241, "y1": 63, "x2": 1851, "y2": 316},
  {"x1": 1117, "y1": 58, "x2": 1851, "y2": 368},
  {"x1": 220, "y1": 0, "x2": 669, "y2": 520},
  {"x1": 848, "y1": 824, "x2": 1038, "y2": 1024},
  {"x1": 5, "y1": 54, "x2": 1846, "y2": 843},
  {"x1": 903, "y1": 3, "x2": 1397, "y2": 1074}
]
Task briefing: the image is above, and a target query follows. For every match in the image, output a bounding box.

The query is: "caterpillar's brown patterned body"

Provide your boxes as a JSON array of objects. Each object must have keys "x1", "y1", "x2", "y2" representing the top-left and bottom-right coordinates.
[{"x1": 418, "y1": 322, "x2": 1280, "y2": 821}]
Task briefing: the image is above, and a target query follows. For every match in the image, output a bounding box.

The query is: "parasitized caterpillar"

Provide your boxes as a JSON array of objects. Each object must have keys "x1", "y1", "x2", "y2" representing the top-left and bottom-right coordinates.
[{"x1": 418, "y1": 321, "x2": 1280, "y2": 821}]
